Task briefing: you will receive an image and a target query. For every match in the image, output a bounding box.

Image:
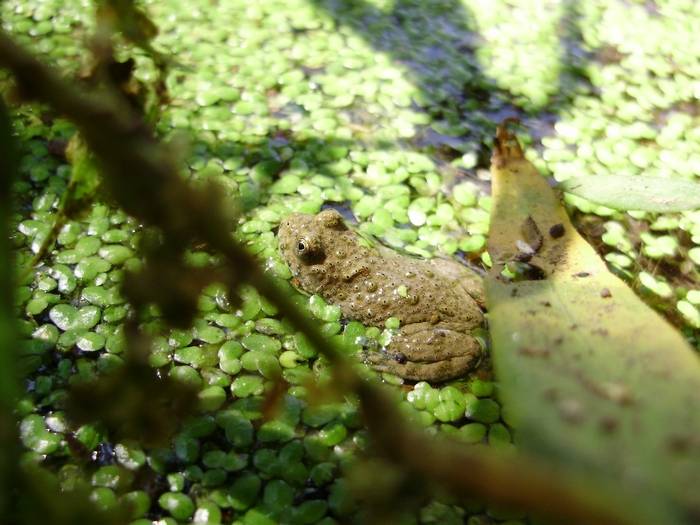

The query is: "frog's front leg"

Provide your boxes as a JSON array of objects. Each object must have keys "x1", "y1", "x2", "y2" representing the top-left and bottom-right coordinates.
[
  {"x1": 429, "y1": 258, "x2": 485, "y2": 308},
  {"x1": 362, "y1": 323, "x2": 483, "y2": 382}
]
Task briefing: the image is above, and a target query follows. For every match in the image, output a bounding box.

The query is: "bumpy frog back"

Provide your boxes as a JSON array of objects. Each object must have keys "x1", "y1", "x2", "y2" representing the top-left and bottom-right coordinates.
[{"x1": 279, "y1": 209, "x2": 482, "y2": 330}]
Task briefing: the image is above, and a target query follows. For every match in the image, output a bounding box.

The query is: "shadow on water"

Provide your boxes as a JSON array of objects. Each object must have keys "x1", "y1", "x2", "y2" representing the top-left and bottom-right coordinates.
[{"x1": 305, "y1": 0, "x2": 590, "y2": 157}]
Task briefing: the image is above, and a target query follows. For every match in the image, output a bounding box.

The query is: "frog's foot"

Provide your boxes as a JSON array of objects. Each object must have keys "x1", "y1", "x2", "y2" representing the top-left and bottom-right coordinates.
[
  {"x1": 356, "y1": 324, "x2": 484, "y2": 381},
  {"x1": 360, "y1": 351, "x2": 482, "y2": 382}
]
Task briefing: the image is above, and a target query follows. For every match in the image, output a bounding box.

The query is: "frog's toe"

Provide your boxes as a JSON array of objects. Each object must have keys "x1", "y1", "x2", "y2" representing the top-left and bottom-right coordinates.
[{"x1": 360, "y1": 351, "x2": 482, "y2": 382}]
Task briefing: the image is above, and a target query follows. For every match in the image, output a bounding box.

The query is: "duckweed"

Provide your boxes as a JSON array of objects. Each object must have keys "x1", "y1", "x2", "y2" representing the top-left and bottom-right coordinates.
[
  {"x1": 488, "y1": 423, "x2": 512, "y2": 448},
  {"x1": 198, "y1": 385, "x2": 227, "y2": 411},
  {"x1": 8, "y1": 0, "x2": 700, "y2": 522},
  {"x1": 638, "y1": 272, "x2": 674, "y2": 298},
  {"x1": 19, "y1": 414, "x2": 61, "y2": 454},
  {"x1": 159, "y1": 492, "x2": 196, "y2": 521},
  {"x1": 434, "y1": 386, "x2": 467, "y2": 422},
  {"x1": 89, "y1": 487, "x2": 118, "y2": 511},
  {"x1": 242, "y1": 333, "x2": 281, "y2": 354},
  {"x1": 241, "y1": 351, "x2": 282, "y2": 378},
  {"x1": 76, "y1": 332, "x2": 105, "y2": 352},
  {"x1": 317, "y1": 421, "x2": 348, "y2": 447},
  {"x1": 115, "y1": 441, "x2": 147, "y2": 470},
  {"x1": 48, "y1": 304, "x2": 101, "y2": 331},
  {"x1": 193, "y1": 501, "x2": 223, "y2": 524},
  {"x1": 465, "y1": 396, "x2": 501, "y2": 424},
  {"x1": 231, "y1": 374, "x2": 265, "y2": 397},
  {"x1": 122, "y1": 490, "x2": 151, "y2": 519},
  {"x1": 678, "y1": 301, "x2": 700, "y2": 328},
  {"x1": 470, "y1": 379, "x2": 493, "y2": 398},
  {"x1": 460, "y1": 423, "x2": 487, "y2": 443},
  {"x1": 169, "y1": 365, "x2": 204, "y2": 388},
  {"x1": 92, "y1": 465, "x2": 132, "y2": 490}
]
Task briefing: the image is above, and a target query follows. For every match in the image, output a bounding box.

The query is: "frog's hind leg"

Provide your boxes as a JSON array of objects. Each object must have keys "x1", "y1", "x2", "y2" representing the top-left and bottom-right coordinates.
[
  {"x1": 361, "y1": 352, "x2": 482, "y2": 382},
  {"x1": 391, "y1": 324, "x2": 483, "y2": 363}
]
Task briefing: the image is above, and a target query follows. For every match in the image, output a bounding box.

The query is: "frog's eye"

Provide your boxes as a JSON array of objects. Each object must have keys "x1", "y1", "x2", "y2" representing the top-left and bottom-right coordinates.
[{"x1": 294, "y1": 236, "x2": 324, "y2": 263}]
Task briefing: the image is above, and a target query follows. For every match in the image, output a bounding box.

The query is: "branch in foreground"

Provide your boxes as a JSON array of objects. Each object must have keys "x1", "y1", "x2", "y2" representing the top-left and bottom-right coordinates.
[
  {"x1": 0, "y1": 31, "x2": 641, "y2": 524},
  {"x1": 0, "y1": 85, "x2": 22, "y2": 525}
]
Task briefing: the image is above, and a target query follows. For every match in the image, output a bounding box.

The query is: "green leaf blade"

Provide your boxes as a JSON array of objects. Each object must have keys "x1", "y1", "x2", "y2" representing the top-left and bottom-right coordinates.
[{"x1": 555, "y1": 175, "x2": 700, "y2": 212}]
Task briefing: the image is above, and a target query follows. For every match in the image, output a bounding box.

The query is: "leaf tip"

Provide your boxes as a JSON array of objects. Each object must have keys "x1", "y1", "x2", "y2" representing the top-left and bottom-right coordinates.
[{"x1": 492, "y1": 118, "x2": 524, "y2": 168}]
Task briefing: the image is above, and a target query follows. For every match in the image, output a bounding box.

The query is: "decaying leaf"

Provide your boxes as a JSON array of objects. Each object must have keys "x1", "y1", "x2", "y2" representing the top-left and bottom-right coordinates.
[{"x1": 486, "y1": 118, "x2": 700, "y2": 523}]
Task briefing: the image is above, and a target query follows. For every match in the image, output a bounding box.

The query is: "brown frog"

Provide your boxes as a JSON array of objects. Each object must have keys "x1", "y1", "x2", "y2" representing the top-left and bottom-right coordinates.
[{"x1": 278, "y1": 209, "x2": 486, "y2": 382}]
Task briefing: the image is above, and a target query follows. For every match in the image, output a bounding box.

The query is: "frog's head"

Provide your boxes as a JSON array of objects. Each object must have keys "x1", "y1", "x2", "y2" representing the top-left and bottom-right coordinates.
[{"x1": 278, "y1": 209, "x2": 348, "y2": 271}]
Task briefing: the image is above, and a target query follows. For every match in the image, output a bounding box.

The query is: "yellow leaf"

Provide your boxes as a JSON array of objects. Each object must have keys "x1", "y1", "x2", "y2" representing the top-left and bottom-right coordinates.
[{"x1": 485, "y1": 119, "x2": 700, "y2": 523}]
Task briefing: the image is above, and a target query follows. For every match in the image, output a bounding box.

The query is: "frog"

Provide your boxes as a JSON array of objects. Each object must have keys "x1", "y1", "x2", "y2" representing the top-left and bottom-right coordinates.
[{"x1": 278, "y1": 208, "x2": 486, "y2": 382}]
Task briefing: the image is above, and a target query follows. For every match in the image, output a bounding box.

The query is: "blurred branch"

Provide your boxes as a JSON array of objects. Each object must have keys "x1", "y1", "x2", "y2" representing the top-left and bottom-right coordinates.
[
  {"x1": 355, "y1": 379, "x2": 642, "y2": 524},
  {"x1": 0, "y1": 85, "x2": 21, "y2": 523},
  {"x1": 0, "y1": 30, "x2": 640, "y2": 524}
]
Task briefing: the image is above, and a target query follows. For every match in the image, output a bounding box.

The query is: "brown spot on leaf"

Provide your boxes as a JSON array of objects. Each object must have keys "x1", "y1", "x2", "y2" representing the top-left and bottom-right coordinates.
[
  {"x1": 547, "y1": 240, "x2": 568, "y2": 267},
  {"x1": 519, "y1": 346, "x2": 550, "y2": 358},
  {"x1": 667, "y1": 435, "x2": 700, "y2": 454},
  {"x1": 549, "y1": 223, "x2": 565, "y2": 238},
  {"x1": 558, "y1": 398, "x2": 584, "y2": 423},
  {"x1": 599, "y1": 416, "x2": 619, "y2": 434},
  {"x1": 522, "y1": 215, "x2": 544, "y2": 253},
  {"x1": 520, "y1": 263, "x2": 547, "y2": 281},
  {"x1": 599, "y1": 382, "x2": 633, "y2": 405},
  {"x1": 543, "y1": 388, "x2": 559, "y2": 402}
]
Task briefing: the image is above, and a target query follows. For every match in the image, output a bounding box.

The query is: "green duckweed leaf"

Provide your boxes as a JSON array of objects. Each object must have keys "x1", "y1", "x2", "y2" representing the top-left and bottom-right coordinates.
[
  {"x1": 222, "y1": 415, "x2": 254, "y2": 449},
  {"x1": 464, "y1": 397, "x2": 500, "y2": 424},
  {"x1": 49, "y1": 304, "x2": 101, "y2": 331},
  {"x1": 257, "y1": 420, "x2": 295, "y2": 443},
  {"x1": 228, "y1": 473, "x2": 261, "y2": 511},
  {"x1": 19, "y1": 414, "x2": 61, "y2": 454},
  {"x1": 76, "y1": 332, "x2": 106, "y2": 352},
  {"x1": 459, "y1": 423, "x2": 487, "y2": 443},
  {"x1": 90, "y1": 487, "x2": 118, "y2": 511},
  {"x1": 92, "y1": 465, "x2": 132, "y2": 490},
  {"x1": 122, "y1": 490, "x2": 151, "y2": 519},
  {"x1": 433, "y1": 386, "x2": 467, "y2": 422},
  {"x1": 115, "y1": 441, "x2": 147, "y2": 470},
  {"x1": 158, "y1": 492, "x2": 196, "y2": 521},
  {"x1": 488, "y1": 423, "x2": 512, "y2": 448},
  {"x1": 231, "y1": 375, "x2": 264, "y2": 397},
  {"x1": 316, "y1": 421, "x2": 347, "y2": 447},
  {"x1": 193, "y1": 501, "x2": 222, "y2": 524},
  {"x1": 198, "y1": 386, "x2": 227, "y2": 412},
  {"x1": 264, "y1": 479, "x2": 294, "y2": 511}
]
